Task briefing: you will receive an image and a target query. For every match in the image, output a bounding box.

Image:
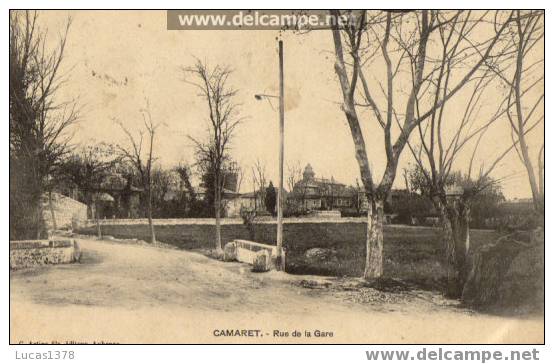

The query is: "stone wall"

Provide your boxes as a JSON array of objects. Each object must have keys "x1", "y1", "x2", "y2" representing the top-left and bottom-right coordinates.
[
  {"x1": 76, "y1": 220, "x2": 369, "y2": 250},
  {"x1": 43, "y1": 193, "x2": 88, "y2": 230},
  {"x1": 10, "y1": 239, "x2": 81, "y2": 269}
]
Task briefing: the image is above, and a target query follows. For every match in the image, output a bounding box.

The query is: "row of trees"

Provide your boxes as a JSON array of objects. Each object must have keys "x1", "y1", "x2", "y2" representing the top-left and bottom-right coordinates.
[
  {"x1": 330, "y1": 10, "x2": 544, "y2": 297},
  {"x1": 395, "y1": 165, "x2": 507, "y2": 229}
]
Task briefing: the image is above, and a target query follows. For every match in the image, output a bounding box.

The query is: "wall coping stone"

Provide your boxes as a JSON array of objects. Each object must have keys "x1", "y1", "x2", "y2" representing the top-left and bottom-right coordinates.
[{"x1": 10, "y1": 239, "x2": 74, "y2": 250}]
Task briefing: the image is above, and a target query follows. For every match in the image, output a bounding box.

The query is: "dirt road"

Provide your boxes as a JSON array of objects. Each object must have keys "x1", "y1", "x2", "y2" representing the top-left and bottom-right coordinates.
[{"x1": 10, "y1": 238, "x2": 543, "y2": 344}]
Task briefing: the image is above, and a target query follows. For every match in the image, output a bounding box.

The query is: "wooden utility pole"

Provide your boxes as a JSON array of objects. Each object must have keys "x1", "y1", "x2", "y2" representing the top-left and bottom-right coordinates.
[{"x1": 277, "y1": 40, "x2": 285, "y2": 270}]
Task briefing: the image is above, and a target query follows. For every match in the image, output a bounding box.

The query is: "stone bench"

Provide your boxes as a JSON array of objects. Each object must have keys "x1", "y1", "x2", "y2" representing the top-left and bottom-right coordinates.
[
  {"x1": 9, "y1": 239, "x2": 81, "y2": 270},
  {"x1": 224, "y1": 239, "x2": 285, "y2": 272}
]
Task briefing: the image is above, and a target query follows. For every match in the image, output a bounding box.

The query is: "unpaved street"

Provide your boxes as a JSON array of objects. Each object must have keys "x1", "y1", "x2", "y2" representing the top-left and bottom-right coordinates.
[{"x1": 10, "y1": 238, "x2": 543, "y2": 344}]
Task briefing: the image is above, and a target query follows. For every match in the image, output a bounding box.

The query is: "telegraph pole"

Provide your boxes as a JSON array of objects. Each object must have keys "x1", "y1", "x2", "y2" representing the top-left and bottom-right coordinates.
[
  {"x1": 276, "y1": 39, "x2": 284, "y2": 270},
  {"x1": 254, "y1": 40, "x2": 285, "y2": 271}
]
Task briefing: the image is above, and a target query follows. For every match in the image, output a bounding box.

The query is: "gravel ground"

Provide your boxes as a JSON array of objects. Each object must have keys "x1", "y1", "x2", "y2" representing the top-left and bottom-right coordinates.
[{"x1": 10, "y1": 237, "x2": 543, "y2": 344}]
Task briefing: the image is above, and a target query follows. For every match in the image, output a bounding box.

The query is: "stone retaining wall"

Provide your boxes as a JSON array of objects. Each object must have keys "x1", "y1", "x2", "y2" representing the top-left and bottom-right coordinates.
[{"x1": 10, "y1": 239, "x2": 81, "y2": 270}]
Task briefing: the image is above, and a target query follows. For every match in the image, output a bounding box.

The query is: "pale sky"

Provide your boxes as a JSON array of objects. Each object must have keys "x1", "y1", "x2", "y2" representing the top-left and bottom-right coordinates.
[{"x1": 37, "y1": 10, "x2": 544, "y2": 199}]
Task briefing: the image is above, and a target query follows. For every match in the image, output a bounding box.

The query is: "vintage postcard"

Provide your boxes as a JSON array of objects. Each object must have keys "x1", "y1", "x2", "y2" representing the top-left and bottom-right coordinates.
[{"x1": 9, "y1": 9, "x2": 544, "y2": 345}]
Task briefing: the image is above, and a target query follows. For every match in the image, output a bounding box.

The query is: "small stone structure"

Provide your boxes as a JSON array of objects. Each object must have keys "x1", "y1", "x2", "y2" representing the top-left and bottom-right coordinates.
[
  {"x1": 10, "y1": 239, "x2": 81, "y2": 270},
  {"x1": 223, "y1": 241, "x2": 237, "y2": 261},
  {"x1": 252, "y1": 250, "x2": 271, "y2": 272},
  {"x1": 224, "y1": 239, "x2": 285, "y2": 271}
]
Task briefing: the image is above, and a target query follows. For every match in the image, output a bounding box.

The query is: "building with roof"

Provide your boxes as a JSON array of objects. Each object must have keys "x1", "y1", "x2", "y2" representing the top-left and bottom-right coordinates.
[
  {"x1": 92, "y1": 175, "x2": 144, "y2": 219},
  {"x1": 230, "y1": 187, "x2": 286, "y2": 217},
  {"x1": 60, "y1": 173, "x2": 144, "y2": 219},
  {"x1": 289, "y1": 164, "x2": 367, "y2": 214}
]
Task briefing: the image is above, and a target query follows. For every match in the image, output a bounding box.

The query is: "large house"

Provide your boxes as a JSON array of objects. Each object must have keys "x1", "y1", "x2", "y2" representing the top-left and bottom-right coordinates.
[{"x1": 289, "y1": 164, "x2": 368, "y2": 214}]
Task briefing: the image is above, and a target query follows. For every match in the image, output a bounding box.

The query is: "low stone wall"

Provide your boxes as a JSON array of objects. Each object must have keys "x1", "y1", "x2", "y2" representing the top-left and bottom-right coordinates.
[
  {"x1": 10, "y1": 239, "x2": 81, "y2": 270},
  {"x1": 307, "y1": 210, "x2": 342, "y2": 219},
  {"x1": 76, "y1": 220, "x2": 368, "y2": 250}
]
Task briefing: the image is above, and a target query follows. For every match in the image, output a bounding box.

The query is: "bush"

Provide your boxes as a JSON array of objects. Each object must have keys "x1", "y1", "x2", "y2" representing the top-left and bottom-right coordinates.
[
  {"x1": 494, "y1": 213, "x2": 543, "y2": 233},
  {"x1": 283, "y1": 200, "x2": 308, "y2": 217},
  {"x1": 389, "y1": 192, "x2": 434, "y2": 225}
]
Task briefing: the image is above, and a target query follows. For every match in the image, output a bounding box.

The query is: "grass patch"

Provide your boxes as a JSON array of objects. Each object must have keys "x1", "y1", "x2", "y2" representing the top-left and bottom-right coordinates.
[{"x1": 286, "y1": 226, "x2": 499, "y2": 291}]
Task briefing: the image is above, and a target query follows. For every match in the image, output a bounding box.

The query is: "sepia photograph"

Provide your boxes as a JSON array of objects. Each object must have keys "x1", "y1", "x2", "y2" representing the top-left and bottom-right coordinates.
[{"x1": 8, "y1": 9, "x2": 544, "y2": 346}]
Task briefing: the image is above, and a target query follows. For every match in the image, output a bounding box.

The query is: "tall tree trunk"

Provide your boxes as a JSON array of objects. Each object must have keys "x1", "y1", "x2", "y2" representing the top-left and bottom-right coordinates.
[
  {"x1": 147, "y1": 187, "x2": 156, "y2": 244},
  {"x1": 511, "y1": 30, "x2": 543, "y2": 214},
  {"x1": 36, "y1": 197, "x2": 44, "y2": 239},
  {"x1": 95, "y1": 200, "x2": 102, "y2": 239},
  {"x1": 364, "y1": 198, "x2": 384, "y2": 280},
  {"x1": 518, "y1": 138, "x2": 541, "y2": 213},
  {"x1": 214, "y1": 175, "x2": 223, "y2": 252},
  {"x1": 35, "y1": 183, "x2": 47, "y2": 240},
  {"x1": 435, "y1": 197, "x2": 471, "y2": 298},
  {"x1": 537, "y1": 147, "x2": 544, "y2": 214},
  {"x1": 456, "y1": 202, "x2": 471, "y2": 272},
  {"x1": 440, "y1": 208, "x2": 458, "y2": 297},
  {"x1": 48, "y1": 191, "x2": 57, "y2": 231}
]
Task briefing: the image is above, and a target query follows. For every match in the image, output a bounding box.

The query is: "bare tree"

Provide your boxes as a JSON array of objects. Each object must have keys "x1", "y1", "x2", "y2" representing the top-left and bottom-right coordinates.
[
  {"x1": 406, "y1": 57, "x2": 543, "y2": 296},
  {"x1": 251, "y1": 159, "x2": 267, "y2": 211},
  {"x1": 330, "y1": 10, "x2": 513, "y2": 280},
  {"x1": 115, "y1": 103, "x2": 160, "y2": 244},
  {"x1": 395, "y1": 10, "x2": 544, "y2": 296},
  {"x1": 284, "y1": 160, "x2": 306, "y2": 213},
  {"x1": 9, "y1": 10, "x2": 78, "y2": 239},
  {"x1": 286, "y1": 160, "x2": 303, "y2": 193},
  {"x1": 493, "y1": 10, "x2": 544, "y2": 214},
  {"x1": 185, "y1": 59, "x2": 243, "y2": 252}
]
